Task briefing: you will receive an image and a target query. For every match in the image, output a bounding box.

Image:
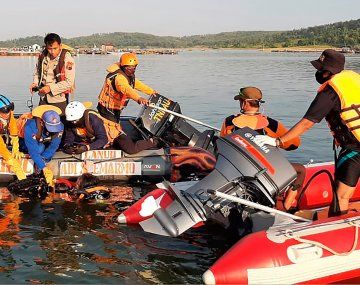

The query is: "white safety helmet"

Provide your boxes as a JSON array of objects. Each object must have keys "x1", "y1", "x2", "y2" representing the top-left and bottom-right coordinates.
[{"x1": 65, "y1": 101, "x2": 86, "y2": 121}]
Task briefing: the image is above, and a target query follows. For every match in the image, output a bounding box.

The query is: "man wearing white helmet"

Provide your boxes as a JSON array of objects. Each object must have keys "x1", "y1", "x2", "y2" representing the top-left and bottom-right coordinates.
[
  {"x1": 63, "y1": 101, "x2": 157, "y2": 154},
  {"x1": 63, "y1": 101, "x2": 117, "y2": 154}
]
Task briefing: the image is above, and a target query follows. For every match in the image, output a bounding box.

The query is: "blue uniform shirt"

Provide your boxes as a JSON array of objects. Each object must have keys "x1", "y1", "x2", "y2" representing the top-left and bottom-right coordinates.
[{"x1": 23, "y1": 119, "x2": 62, "y2": 170}]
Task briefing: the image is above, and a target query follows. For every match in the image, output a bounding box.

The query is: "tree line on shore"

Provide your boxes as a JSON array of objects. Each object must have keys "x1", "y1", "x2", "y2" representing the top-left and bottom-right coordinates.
[{"x1": 0, "y1": 19, "x2": 359, "y2": 49}]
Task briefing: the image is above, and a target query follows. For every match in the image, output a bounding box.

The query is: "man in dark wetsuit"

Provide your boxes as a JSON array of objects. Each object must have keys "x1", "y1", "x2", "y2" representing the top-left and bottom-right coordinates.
[{"x1": 256, "y1": 49, "x2": 360, "y2": 216}]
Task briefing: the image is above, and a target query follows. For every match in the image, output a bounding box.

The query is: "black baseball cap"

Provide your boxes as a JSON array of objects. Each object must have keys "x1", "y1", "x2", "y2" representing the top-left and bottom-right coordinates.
[{"x1": 311, "y1": 49, "x2": 345, "y2": 74}]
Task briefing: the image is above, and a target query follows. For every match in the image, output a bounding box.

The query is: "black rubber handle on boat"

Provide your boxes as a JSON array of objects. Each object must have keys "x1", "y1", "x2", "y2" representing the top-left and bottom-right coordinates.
[{"x1": 207, "y1": 189, "x2": 216, "y2": 195}]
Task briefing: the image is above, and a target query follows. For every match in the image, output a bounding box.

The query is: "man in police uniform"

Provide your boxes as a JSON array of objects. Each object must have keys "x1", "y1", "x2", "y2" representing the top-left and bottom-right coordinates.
[
  {"x1": 29, "y1": 33, "x2": 75, "y2": 115},
  {"x1": 256, "y1": 49, "x2": 360, "y2": 216}
]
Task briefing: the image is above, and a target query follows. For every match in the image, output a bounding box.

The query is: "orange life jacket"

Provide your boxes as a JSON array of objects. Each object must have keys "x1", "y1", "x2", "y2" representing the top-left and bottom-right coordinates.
[
  {"x1": 73, "y1": 110, "x2": 123, "y2": 147},
  {"x1": 220, "y1": 113, "x2": 301, "y2": 151},
  {"x1": 221, "y1": 113, "x2": 269, "y2": 137},
  {"x1": 37, "y1": 49, "x2": 74, "y2": 94},
  {"x1": 17, "y1": 113, "x2": 33, "y2": 138},
  {"x1": 318, "y1": 70, "x2": 360, "y2": 143},
  {"x1": 17, "y1": 113, "x2": 47, "y2": 143},
  {"x1": 98, "y1": 68, "x2": 134, "y2": 111}
]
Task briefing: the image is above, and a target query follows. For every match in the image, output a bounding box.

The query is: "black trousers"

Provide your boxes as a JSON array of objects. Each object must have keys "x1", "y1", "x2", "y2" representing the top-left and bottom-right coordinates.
[
  {"x1": 336, "y1": 148, "x2": 360, "y2": 187},
  {"x1": 113, "y1": 134, "x2": 156, "y2": 154},
  {"x1": 97, "y1": 104, "x2": 121, "y2": 123}
]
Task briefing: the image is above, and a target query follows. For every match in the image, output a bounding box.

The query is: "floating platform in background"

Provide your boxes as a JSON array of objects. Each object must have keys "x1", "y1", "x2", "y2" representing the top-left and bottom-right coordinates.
[
  {"x1": 117, "y1": 48, "x2": 178, "y2": 55},
  {"x1": 0, "y1": 51, "x2": 40, "y2": 56},
  {"x1": 268, "y1": 47, "x2": 360, "y2": 53}
]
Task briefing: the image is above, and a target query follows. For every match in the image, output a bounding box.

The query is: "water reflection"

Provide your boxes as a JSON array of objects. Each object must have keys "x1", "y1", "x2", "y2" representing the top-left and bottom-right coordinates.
[
  {"x1": 0, "y1": 186, "x2": 231, "y2": 284},
  {"x1": 0, "y1": 51, "x2": 358, "y2": 283}
]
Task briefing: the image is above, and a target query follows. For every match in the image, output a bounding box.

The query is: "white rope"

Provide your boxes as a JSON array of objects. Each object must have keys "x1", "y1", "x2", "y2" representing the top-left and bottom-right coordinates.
[
  {"x1": 148, "y1": 103, "x2": 221, "y2": 131},
  {"x1": 285, "y1": 221, "x2": 360, "y2": 256},
  {"x1": 213, "y1": 190, "x2": 311, "y2": 222}
]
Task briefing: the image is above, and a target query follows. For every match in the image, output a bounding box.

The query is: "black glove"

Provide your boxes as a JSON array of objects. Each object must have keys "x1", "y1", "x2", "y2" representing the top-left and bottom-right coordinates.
[{"x1": 73, "y1": 144, "x2": 89, "y2": 154}]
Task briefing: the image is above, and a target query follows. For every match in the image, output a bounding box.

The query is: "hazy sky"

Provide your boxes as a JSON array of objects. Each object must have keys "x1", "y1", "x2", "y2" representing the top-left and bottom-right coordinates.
[{"x1": 1, "y1": 0, "x2": 359, "y2": 40}]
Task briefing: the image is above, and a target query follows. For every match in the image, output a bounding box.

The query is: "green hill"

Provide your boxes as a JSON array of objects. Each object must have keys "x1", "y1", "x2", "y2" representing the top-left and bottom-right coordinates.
[{"x1": 1, "y1": 19, "x2": 359, "y2": 49}]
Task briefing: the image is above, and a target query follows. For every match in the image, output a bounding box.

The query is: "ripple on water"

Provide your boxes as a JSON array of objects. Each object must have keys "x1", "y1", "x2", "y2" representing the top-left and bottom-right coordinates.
[{"x1": 0, "y1": 51, "x2": 358, "y2": 284}]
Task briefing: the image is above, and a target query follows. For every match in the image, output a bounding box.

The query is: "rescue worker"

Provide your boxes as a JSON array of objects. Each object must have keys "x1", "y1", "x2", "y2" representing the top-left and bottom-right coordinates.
[
  {"x1": 255, "y1": 49, "x2": 360, "y2": 216},
  {"x1": 0, "y1": 95, "x2": 26, "y2": 180},
  {"x1": 29, "y1": 33, "x2": 75, "y2": 115},
  {"x1": 63, "y1": 101, "x2": 121, "y2": 154},
  {"x1": 221, "y1": 87, "x2": 304, "y2": 210},
  {"x1": 63, "y1": 101, "x2": 157, "y2": 155},
  {"x1": 18, "y1": 105, "x2": 64, "y2": 187},
  {"x1": 97, "y1": 52, "x2": 159, "y2": 123}
]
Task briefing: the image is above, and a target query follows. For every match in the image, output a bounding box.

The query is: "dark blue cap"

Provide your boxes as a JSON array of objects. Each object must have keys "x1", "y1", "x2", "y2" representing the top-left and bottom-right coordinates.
[{"x1": 42, "y1": 110, "x2": 64, "y2": 133}]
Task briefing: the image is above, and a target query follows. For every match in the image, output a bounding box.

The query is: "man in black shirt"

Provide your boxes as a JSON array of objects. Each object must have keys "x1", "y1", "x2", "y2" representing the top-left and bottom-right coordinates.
[{"x1": 255, "y1": 49, "x2": 360, "y2": 216}]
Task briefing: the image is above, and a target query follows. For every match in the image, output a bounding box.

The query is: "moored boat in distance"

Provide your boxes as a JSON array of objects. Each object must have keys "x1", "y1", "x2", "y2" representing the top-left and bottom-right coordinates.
[
  {"x1": 0, "y1": 44, "x2": 41, "y2": 56},
  {"x1": 0, "y1": 50, "x2": 40, "y2": 56}
]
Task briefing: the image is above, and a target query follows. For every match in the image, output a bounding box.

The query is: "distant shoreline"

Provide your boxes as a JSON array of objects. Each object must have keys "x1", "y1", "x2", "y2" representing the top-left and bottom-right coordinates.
[
  {"x1": 182, "y1": 45, "x2": 342, "y2": 52},
  {"x1": 261, "y1": 46, "x2": 341, "y2": 53},
  {"x1": 1, "y1": 19, "x2": 359, "y2": 53},
  {"x1": 0, "y1": 45, "x2": 357, "y2": 57}
]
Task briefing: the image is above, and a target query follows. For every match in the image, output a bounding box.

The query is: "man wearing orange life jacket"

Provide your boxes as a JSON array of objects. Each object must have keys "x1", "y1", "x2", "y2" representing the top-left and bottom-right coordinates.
[
  {"x1": 0, "y1": 95, "x2": 26, "y2": 180},
  {"x1": 63, "y1": 101, "x2": 157, "y2": 155},
  {"x1": 255, "y1": 49, "x2": 360, "y2": 216},
  {"x1": 220, "y1": 87, "x2": 303, "y2": 210},
  {"x1": 29, "y1": 33, "x2": 75, "y2": 115},
  {"x1": 97, "y1": 52, "x2": 159, "y2": 123}
]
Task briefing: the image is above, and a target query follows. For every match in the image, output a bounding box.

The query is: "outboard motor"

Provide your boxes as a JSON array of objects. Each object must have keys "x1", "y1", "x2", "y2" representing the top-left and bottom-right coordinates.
[
  {"x1": 184, "y1": 127, "x2": 297, "y2": 229},
  {"x1": 119, "y1": 128, "x2": 297, "y2": 237},
  {"x1": 136, "y1": 95, "x2": 215, "y2": 152}
]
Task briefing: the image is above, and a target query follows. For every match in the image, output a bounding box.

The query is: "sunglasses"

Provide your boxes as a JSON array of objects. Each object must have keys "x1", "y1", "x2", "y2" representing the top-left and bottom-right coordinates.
[
  {"x1": 240, "y1": 99, "x2": 265, "y2": 104},
  {"x1": 0, "y1": 102, "x2": 14, "y2": 114},
  {"x1": 123, "y1": 65, "x2": 137, "y2": 71}
]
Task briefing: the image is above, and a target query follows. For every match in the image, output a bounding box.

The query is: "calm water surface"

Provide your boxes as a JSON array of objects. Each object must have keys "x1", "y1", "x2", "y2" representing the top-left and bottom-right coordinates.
[{"x1": 0, "y1": 50, "x2": 359, "y2": 284}]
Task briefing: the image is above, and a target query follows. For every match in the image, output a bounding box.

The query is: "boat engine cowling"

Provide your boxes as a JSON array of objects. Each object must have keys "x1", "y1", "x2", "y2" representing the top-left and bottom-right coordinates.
[
  {"x1": 127, "y1": 128, "x2": 297, "y2": 237},
  {"x1": 189, "y1": 128, "x2": 297, "y2": 209},
  {"x1": 136, "y1": 95, "x2": 215, "y2": 152}
]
